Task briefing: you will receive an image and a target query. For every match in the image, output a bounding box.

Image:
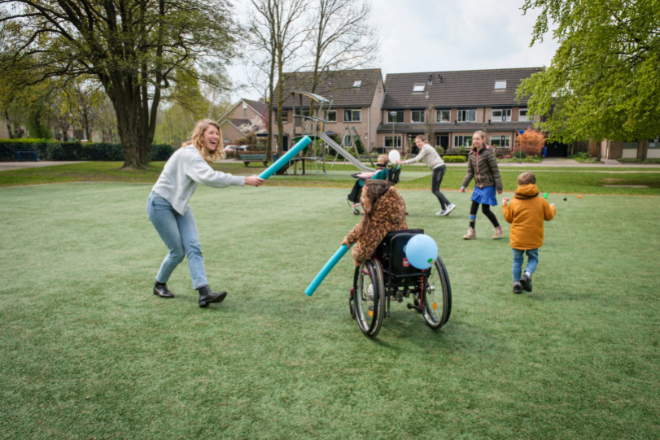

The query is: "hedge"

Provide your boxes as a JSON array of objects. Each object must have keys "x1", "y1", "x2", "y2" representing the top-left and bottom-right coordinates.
[
  {"x1": 0, "y1": 140, "x2": 174, "y2": 162},
  {"x1": 442, "y1": 155, "x2": 467, "y2": 163}
]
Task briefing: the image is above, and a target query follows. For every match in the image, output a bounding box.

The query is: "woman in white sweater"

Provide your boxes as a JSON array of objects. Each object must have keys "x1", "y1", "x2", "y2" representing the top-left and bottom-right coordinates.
[
  {"x1": 147, "y1": 119, "x2": 264, "y2": 308},
  {"x1": 397, "y1": 135, "x2": 456, "y2": 216}
]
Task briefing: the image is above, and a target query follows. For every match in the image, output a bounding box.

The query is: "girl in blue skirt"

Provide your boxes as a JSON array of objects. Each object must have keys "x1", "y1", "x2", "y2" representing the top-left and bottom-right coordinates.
[{"x1": 460, "y1": 130, "x2": 504, "y2": 239}]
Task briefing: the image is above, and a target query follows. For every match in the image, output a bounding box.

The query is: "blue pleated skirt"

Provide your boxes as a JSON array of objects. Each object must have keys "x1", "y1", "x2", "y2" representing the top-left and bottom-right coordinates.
[{"x1": 471, "y1": 185, "x2": 498, "y2": 206}]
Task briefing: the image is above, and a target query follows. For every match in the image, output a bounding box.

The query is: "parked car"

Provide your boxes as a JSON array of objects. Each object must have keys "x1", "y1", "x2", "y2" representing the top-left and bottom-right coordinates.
[{"x1": 224, "y1": 145, "x2": 248, "y2": 152}]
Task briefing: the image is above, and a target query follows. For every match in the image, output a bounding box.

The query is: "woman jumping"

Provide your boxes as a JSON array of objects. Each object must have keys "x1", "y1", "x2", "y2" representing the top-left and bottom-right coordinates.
[
  {"x1": 147, "y1": 119, "x2": 264, "y2": 308},
  {"x1": 460, "y1": 130, "x2": 504, "y2": 240}
]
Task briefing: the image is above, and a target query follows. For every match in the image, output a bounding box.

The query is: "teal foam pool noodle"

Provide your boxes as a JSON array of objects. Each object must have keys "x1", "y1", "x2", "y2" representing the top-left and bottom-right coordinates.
[
  {"x1": 305, "y1": 244, "x2": 349, "y2": 297},
  {"x1": 259, "y1": 136, "x2": 312, "y2": 180}
]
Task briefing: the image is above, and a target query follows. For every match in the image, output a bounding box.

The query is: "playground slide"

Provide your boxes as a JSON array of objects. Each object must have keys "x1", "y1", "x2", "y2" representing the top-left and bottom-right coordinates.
[{"x1": 316, "y1": 132, "x2": 374, "y2": 173}]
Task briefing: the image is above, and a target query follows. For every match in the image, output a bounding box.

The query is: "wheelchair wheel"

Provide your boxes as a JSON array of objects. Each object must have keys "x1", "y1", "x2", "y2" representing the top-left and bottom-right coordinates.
[
  {"x1": 354, "y1": 260, "x2": 385, "y2": 337},
  {"x1": 421, "y1": 256, "x2": 452, "y2": 330}
]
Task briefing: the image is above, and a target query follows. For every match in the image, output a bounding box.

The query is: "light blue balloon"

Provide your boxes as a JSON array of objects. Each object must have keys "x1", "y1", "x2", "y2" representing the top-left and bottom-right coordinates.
[{"x1": 405, "y1": 234, "x2": 438, "y2": 270}]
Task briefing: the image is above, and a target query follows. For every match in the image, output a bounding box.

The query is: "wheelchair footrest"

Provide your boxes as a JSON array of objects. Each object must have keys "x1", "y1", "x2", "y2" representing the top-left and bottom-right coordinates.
[{"x1": 407, "y1": 303, "x2": 423, "y2": 313}]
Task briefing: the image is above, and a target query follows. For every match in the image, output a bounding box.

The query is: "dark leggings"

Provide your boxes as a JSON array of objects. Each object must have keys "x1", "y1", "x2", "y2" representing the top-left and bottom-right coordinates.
[
  {"x1": 469, "y1": 200, "x2": 500, "y2": 229},
  {"x1": 431, "y1": 165, "x2": 451, "y2": 209}
]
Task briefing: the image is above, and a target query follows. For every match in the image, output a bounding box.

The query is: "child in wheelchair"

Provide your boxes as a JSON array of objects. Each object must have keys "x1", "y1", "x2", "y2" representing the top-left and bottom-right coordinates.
[
  {"x1": 341, "y1": 180, "x2": 452, "y2": 337},
  {"x1": 346, "y1": 155, "x2": 402, "y2": 215},
  {"x1": 341, "y1": 179, "x2": 408, "y2": 266}
]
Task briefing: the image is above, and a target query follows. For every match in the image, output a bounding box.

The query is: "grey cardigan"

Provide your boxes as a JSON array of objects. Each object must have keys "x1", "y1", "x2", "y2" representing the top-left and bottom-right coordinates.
[
  {"x1": 403, "y1": 144, "x2": 445, "y2": 170},
  {"x1": 152, "y1": 145, "x2": 245, "y2": 214}
]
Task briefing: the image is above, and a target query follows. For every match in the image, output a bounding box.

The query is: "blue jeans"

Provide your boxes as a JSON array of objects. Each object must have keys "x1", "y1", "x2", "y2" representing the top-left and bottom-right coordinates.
[
  {"x1": 512, "y1": 248, "x2": 539, "y2": 283},
  {"x1": 147, "y1": 191, "x2": 208, "y2": 289}
]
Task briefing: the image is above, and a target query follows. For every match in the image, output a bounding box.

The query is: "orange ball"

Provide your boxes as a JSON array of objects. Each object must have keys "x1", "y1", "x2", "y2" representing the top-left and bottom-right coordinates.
[{"x1": 578, "y1": 195, "x2": 582, "y2": 199}]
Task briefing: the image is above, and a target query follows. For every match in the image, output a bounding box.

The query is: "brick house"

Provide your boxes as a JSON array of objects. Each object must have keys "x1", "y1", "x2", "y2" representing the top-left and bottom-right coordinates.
[
  {"x1": 377, "y1": 68, "x2": 543, "y2": 155},
  {"x1": 218, "y1": 98, "x2": 269, "y2": 145},
  {"x1": 272, "y1": 69, "x2": 384, "y2": 151}
]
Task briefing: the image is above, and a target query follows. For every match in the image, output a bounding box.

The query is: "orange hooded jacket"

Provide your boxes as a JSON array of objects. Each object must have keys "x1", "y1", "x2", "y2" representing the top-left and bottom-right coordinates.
[{"x1": 502, "y1": 184, "x2": 556, "y2": 250}]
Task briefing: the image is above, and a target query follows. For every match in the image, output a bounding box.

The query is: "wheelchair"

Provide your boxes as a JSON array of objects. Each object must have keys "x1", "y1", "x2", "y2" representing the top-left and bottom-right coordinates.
[
  {"x1": 347, "y1": 165, "x2": 402, "y2": 216},
  {"x1": 349, "y1": 229, "x2": 451, "y2": 337}
]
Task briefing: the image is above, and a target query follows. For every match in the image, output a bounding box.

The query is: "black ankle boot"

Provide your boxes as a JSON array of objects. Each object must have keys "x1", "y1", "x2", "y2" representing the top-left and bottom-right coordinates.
[
  {"x1": 153, "y1": 281, "x2": 174, "y2": 298},
  {"x1": 197, "y1": 285, "x2": 227, "y2": 308}
]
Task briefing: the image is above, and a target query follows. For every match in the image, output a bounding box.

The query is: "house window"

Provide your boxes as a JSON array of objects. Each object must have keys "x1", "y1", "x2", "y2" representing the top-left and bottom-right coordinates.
[
  {"x1": 454, "y1": 135, "x2": 473, "y2": 148},
  {"x1": 457, "y1": 109, "x2": 476, "y2": 122},
  {"x1": 384, "y1": 136, "x2": 402, "y2": 148},
  {"x1": 275, "y1": 110, "x2": 288, "y2": 124},
  {"x1": 387, "y1": 111, "x2": 404, "y2": 123},
  {"x1": 436, "y1": 110, "x2": 450, "y2": 123},
  {"x1": 344, "y1": 109, "x2": 361, "y2": 122},
  {"x1": 324, "y1": 110, "x2": 337, "y2": 122},
  {"x1": 344, "y1": 134, "x2": 353, "y2": 147},
  {"x1": 490, "y1": 135, "x2": 511, "y2": 148},
  {"x1": 519, "y1": 108, "x2": 529, "y2": 121},
  {"x1": 413, "y1": 83, "x2": 425, "y2": 92},
  {"x1": 353, "y1": 80, "x2": 362, "y2": 88},
  {"x1": 492, "y1": 109, "x2": 512, "y2": 122},
  {"x1": 294, "y1": 108, "x2": 310, "y2": 117},
  {"x1": 411, "y1": 110, "x2": 425, "y2": 123},
  {"x1": 494, "y1": 80, "x2": 506, "y2": 89},
  {"x1": 436, "y1": 135, "x2": 449, "y2": 148},
  {"x1": 242, "y1": 103, "x2": 248, "y2": 118}
]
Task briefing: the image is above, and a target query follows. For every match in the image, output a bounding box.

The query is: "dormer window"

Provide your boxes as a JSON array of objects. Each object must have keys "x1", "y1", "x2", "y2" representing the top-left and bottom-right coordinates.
[
  {"x1": 494, "y1": 80, "x2": 507, "y2": 89},
  {"x1": 242, "y1": 102, "x2": 248, "y2": 118},
  {"x1": 413, "y1": 83, "x2": 425, "y2": 92},
  {"x1": 353, "y1": 80, "x2": 362, "y2": 88}
]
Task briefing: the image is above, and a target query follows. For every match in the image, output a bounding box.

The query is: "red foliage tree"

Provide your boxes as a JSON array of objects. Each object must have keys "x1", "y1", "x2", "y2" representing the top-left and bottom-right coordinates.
[{"x1": 514, "y1": 129, "x2": 546, "y2": 156}]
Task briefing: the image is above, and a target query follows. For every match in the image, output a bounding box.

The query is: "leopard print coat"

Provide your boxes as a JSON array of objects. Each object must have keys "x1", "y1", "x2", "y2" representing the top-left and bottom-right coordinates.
[{"x1": 346, "y1": 187, "x2": 409, "y2": 261}]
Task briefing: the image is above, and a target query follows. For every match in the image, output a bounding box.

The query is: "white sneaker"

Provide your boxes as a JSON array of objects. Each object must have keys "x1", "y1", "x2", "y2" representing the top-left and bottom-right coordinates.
[
  {"x1": 443, "y1": 203, "x2": 457, "y2": 215},
  {"x1": 436, "y1": 209, "x2": 446, "y2": 216}
]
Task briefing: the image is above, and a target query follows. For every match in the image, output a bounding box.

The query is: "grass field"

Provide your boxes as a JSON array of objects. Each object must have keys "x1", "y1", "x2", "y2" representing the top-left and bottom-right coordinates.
[
  {"x1": 1, "y1": 161, "x2": 660, "y2": 197},
  {"x1": 1, "y1": 182, "x2": 658, "y2": 439}
]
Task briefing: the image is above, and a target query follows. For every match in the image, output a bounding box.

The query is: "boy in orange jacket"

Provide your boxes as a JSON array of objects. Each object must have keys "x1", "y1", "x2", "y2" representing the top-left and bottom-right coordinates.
[{"x1": 502, "y1": 172, "x2": 556, "y2": 294}]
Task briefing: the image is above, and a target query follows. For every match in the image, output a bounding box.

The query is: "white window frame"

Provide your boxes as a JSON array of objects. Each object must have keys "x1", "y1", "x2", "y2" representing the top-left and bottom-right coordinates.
[
  {"x1": 413, "y1": 83, "x2": 425, "y2": 92},
  {"x1": 275, "y1": 110, "x2": 288, "y2": 124},
  {"x1": 411, "y1": 110, "x2": 425, "y2": 123},
  {"x1": 454, "y1": 135, "x2": 473, "y2": 148},
  {"x1": 343, "y1": 109, "x2": 361, "y2": 122},
  {"x1": 353, "y1": 80, "x2": 362, "y2": 88},
  {"x1": 519, "y1": 108, "x2": 529, "y2": 122},
  {"x1": 384, "y1": 136, "x2": 402, "y2": 148},
  {"x1": 436, "y1": 110, "x2": 450, "y2": 123},
  {"x1": 457, "y1": 109, "x2": 476, "y2": 122},
  {"x1": 242, "y1": 103, "x2": 248, "y2": 118},
  {"x1": 324, "y1": 110, "x2": 337, "y2": 123},
  {"x1": 387, "y1": 111, "x2": 404, "y2": 123},
  {"x1": 494, "y1": 80, "x2": 507, "y2": 89},
  {"x1": 343, "y1": 134, "x2": 353, "y2": 147},
  {"x1": 491, "y1": 109, "x2": 512, "y2": 122},
  {"x1": 490, "y1": 135, "x2": 511, "y2": 148}
]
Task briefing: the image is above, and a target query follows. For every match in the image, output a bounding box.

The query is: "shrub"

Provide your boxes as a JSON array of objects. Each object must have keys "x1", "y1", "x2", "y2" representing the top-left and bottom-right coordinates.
[
  {"x1": 513, "y1": 150, "x2": 528, "y2": 159},
  {"x1": 514, "y1": 128, "x2": 545, "y2": 156},
  {"x1": 435, "y1": 146, "x2": 445, "y2": 155},
  {"x1": 443, "y1": 155, "x2": 467, "y2": 163},
  {"x1": 0, "y1": 141, "x2": 174, "y2": 162}
]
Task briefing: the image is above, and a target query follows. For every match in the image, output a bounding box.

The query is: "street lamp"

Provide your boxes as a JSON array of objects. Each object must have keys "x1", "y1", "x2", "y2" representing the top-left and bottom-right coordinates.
[{"x1": 389, "y1": 111, "x2": 398, "y2": 154}]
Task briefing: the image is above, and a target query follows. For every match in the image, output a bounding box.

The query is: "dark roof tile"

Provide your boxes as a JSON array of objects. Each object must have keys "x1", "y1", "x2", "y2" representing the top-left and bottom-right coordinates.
[
  {"x1": 278, "y1": 69, "x2": 382, "y2": 109},
  {"x1": 383, "y1": 68, "x2": 543, "y2": 109}
]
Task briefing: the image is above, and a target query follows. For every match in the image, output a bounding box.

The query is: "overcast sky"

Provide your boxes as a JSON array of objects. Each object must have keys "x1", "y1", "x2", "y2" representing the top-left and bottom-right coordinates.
[{"x1": 229, "y1": 0, "x2": 559, "y2": 100}]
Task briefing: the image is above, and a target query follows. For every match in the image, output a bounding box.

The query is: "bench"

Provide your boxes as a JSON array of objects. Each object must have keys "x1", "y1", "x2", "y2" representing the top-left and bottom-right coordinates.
[
  {"x1": 17, "y1": 151, "x2": 38, "y2": 162},
  {"x1": 239, "y1": 153, "x2": 268, "y2": 167}
]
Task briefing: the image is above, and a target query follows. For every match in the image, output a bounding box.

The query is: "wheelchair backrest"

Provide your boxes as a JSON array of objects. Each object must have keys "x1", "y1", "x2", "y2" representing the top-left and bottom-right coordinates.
[
  {"x1": 387, "y1": 165, "x2": 401, "y2": 185},
  {"x1": 374, "y1": 229, "x2": 425, "y2": 277}
]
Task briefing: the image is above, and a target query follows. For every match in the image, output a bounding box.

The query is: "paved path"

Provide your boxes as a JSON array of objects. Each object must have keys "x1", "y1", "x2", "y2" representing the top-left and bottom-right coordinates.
[{"x1": 0, "y1": 161, "x2": 86, "y2": 172}]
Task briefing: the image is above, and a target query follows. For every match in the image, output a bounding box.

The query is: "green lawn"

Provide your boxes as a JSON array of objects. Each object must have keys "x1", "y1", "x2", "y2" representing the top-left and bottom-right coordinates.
[
  {"x1": 1, "y1": 161, "x2": 660, "y2": 196},
  {"x1": 1, "y1": 183, "x2": 658, "y2": 439}
]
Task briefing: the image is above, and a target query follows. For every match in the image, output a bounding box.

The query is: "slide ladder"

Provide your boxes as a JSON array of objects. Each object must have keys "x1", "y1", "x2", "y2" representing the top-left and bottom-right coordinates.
[{"x1": 316, "y1": 131, "x2": 373, "y2": 173}]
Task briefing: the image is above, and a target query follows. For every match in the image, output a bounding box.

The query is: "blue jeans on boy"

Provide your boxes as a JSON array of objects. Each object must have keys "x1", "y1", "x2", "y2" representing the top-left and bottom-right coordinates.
[
  {"x1": 147, "y1": 191, "x2": 208, "y2": 289},
  {"x1": 512, "y1": 248, "x2": 539, "y2": 283}
]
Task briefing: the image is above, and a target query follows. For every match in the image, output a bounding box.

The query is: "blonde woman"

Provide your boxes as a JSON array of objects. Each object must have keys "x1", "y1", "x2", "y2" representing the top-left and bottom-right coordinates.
[{"x1": 147, "y1": 119, "x2": 264, "y2": 308}]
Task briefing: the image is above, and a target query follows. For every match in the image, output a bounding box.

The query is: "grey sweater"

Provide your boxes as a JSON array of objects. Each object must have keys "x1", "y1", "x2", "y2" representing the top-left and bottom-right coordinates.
[
  {"x1": 152, "y1": 145, "x2": 245, "y2": 214},
  {"x1": 403, "y1": 144, "x2": 444, "y2": 170}
]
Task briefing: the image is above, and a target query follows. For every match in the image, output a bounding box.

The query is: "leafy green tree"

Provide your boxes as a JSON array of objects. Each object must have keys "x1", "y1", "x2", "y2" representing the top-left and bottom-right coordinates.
[
  {"x1": 518, "y1": 0, "x2": 660, "y2": 159},
  {"x1": 1, "y1": 0, "x2": 236, "y2": 168}
]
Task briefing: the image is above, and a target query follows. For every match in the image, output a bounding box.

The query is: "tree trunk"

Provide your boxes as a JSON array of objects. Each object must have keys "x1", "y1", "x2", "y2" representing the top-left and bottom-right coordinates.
[
  {"x1": 4, "y1": 109, "x2": 13, "y2": 139},
  {"x1": 637, "y1": 139, "x2": 648, "y2": 160},
  {"x1": 276, "y1": 69, "x2": 284, "y2": 155}
]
